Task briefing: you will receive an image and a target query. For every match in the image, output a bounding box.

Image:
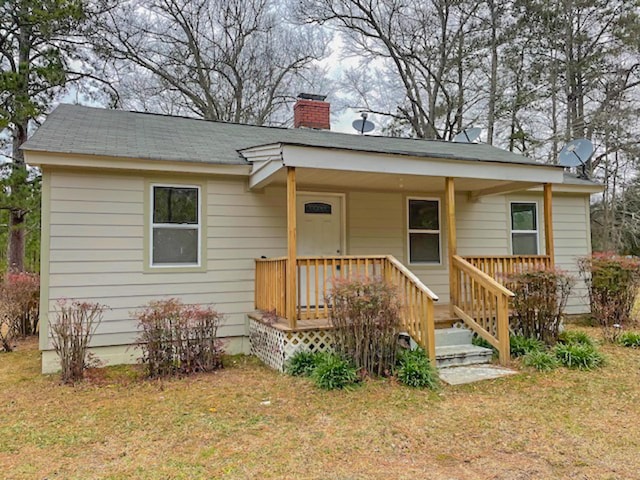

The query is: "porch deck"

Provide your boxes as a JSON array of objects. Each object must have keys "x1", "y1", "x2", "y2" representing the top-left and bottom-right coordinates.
[{"x1": 248, "y1": 304, "x2": 458, "y2": 332}]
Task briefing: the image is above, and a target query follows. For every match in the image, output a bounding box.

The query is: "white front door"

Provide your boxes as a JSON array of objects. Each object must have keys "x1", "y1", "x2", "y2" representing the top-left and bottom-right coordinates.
[
  {"x1": 296, "y1": 194, "x2": 344, "y2": 310},
  {"x1": 296, "y1": 194, "x2": 343, "y2": 256}
]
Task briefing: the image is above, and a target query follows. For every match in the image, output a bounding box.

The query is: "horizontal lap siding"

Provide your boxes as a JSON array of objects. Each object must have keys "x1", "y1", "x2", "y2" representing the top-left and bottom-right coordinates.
[
  {"x1": 552, "y1": 194, "x2": 591, "y2": 314},
  {"x1": 347, "y1": 192, "x2": 449, "y2": 302},
  {"x1": 45, "y1": 169, "x2": 593, "y2": 351},
  {"x1": 46, "y1": 170, "x2": 286, "y2": 349}
]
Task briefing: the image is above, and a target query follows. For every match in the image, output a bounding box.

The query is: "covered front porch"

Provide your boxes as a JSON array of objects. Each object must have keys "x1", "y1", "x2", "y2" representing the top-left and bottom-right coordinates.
[{"x1": 245, "y1": 142, "x2": 562, "y2": 366}]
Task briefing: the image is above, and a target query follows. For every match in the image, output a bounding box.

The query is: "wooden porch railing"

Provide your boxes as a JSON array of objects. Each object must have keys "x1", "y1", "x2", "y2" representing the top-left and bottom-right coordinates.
[
  {"x1": 254, "y1": 257, "x2": 287, "y2": 318},
  {"x1": 451, "y1": 255, "x2": 515, "y2": 365},
  {"x1": 463, "y1": 255, "x2": 552, "y2": 281},
  {"x1": 255, "y1": 255, "x2": 438, "y2": 361}
]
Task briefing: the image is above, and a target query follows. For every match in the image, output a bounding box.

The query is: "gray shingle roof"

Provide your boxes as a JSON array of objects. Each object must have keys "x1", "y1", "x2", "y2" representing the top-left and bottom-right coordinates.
[{"x1": 23, "y1": 104, "x2": 556, "y2": 167}]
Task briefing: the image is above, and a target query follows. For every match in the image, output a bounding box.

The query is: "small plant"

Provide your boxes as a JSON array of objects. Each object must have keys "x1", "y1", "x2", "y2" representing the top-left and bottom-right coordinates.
[
  {"x1": 312, "y1": 353, "x2": 359, "y2": 390},
  {"x1": 507, "y1": 268, "x2": 574, "y2": 344},
  {"x1": 286, "y1": 350, "x2": 324, "y2": 376},
  {"x1": 50, "y1": 300, "x2": 107, "y2": 384},
  {"x1": 396, "y1": 348, "x2": 439, "y2": 389},
  {"x1": 554, "y1": 343, "x2": 605, "y2": 370},
  {"x1": 558, "y1": 330, "x2": 595, "y2": 347},
  {"x1": 619, "y1": 331, "x2": 640, "y2": 348},
  {"x1": 579, "y1": 253, "x2": 640, "y2": 342},
  {"x1": 522, "y1": 351, "x2": 559, "y2": 372},
  {"x1": 135, "y1": 298, "x2": 224, "y2": 377},
  {"x1": 327, "y1": 276, "x2": 401, "y2": 377},
  {"x1": 510, "y1": 335, "x2": 545, "y2": 357}
]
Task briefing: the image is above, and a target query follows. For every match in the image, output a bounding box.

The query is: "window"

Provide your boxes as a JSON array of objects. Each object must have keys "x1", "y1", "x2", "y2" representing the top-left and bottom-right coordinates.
[
  {"x1": 408, "y1": 198, "x2": 441, "y2": 264},
  {"x1": 510, "y1": 202, "x2": 538, "y2": 255},
  {"x1": 151, "y1": 185, "x2": 200, "y2": 266}
]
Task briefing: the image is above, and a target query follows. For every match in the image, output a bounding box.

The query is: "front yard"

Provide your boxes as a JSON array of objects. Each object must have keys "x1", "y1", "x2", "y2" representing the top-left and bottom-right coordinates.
[{"x1": 2, "y1": 325, "x2": 640, "y2": 479}]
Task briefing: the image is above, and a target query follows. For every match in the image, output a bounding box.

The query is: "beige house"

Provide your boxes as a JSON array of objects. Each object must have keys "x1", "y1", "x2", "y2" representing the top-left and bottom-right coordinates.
[{"x1": 24, "y1": 98, "x2": 602, "y2": 373}]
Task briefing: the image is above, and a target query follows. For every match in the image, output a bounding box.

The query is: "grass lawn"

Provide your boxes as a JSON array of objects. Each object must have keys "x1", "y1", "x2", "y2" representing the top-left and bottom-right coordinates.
[{"x1": 2, "y1": 325, "x2": 640, "y2": 480}]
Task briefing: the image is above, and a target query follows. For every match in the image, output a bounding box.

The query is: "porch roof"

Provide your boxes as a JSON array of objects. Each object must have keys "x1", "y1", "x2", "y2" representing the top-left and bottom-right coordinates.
[{"x1": 245, "y1": 143, "x2": 573, "y2": 192}]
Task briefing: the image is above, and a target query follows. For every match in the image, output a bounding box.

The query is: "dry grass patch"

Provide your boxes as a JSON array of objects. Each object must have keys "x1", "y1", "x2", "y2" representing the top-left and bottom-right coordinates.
[{"x1": 2, "y1": 328, "x2": 640, "y2": 479}]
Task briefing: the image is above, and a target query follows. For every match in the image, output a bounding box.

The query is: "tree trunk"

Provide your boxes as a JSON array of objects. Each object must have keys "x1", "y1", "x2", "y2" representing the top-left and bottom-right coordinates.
[{"x1": 9, "y1": 124, "x2": 28, "y2": 272}]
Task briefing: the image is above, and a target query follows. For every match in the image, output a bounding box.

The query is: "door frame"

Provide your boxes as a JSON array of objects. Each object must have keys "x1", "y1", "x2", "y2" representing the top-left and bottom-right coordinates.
[{"x1": 297, "y1": 191, "x2": 347, "y2": 256}]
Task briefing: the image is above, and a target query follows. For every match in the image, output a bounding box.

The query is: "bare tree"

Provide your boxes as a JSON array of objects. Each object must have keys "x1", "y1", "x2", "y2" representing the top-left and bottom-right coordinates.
[
  {"x1": 302, "y1": 0, "x2": 483, "y2": 139},
  {"x1": 94, "y1": 0, "x2": 327, "y2": 125}
]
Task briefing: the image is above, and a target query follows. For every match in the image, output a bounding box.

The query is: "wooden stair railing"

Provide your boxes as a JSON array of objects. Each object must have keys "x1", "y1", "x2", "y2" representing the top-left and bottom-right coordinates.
[
  {"x1": 451, "y1": 255, "x2": 515, "y2": 365},
  {"x1": 384, "y1": 255, "x2": 439, "y2": 362}
]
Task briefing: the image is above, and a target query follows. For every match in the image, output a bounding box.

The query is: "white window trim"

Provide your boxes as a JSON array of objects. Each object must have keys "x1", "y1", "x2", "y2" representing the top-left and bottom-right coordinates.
[
  {"x1": 407, "y1": 197, "x2": 442, "y2": 265},
  {"x1": 150, "y1": 183, "x2": 202, "y2": 268},
  {"x1": 509, "y1": 200, "x2": 539, "y2": 255}
]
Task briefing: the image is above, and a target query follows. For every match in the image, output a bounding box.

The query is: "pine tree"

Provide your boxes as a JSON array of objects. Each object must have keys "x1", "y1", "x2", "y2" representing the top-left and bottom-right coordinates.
[{"x1": 0, "y1": 0, "x2": 87, "y2": 271}]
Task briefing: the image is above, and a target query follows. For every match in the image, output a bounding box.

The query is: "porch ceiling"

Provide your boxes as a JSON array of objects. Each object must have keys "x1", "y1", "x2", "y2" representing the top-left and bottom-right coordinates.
[{"x1": 260, "y1": 167, "x2": 532, "y2": 193}]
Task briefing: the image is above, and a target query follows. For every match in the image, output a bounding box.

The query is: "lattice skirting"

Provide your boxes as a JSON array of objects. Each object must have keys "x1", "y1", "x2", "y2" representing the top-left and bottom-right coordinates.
[{"x1": 248, "y1": 318, "x2": 335, "y2": 372}]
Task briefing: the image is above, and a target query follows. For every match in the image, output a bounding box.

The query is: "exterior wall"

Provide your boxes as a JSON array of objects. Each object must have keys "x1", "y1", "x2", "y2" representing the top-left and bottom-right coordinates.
[
  {"x1": 42, "y1": 169, "x2": 286, "y2": 355},
  {"x1": 41, "y1": 168, "x2": 592, "y2": 369},
  {"x1": 346, "y1": 189, "x2": 590, "y2": 313}
]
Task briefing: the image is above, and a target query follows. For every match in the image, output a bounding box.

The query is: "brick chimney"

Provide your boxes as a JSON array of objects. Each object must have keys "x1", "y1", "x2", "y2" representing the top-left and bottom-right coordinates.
[{"x1": 293, "y1": 93, "x2": 330, "y2": 130}]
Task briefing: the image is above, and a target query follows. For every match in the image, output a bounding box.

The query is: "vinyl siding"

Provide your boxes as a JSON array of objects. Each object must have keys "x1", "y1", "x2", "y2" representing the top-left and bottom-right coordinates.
[
  {"x1": 45, "y1": 170, "x2": 286, "y2": 349},
  {"x1": 43, "y1": 170, "x2": 592, "y2": 350}
]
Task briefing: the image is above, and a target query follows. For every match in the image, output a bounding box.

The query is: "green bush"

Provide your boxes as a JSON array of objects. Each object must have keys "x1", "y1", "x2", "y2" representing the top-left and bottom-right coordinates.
[
  {"x1": 558, "y1": 330, "x2": 595, "y2": 347},
  {"x1": 619, "y1": 331, "x2": 640, "y2": 348},
  {"x1": 554, "y1": 343, "x2": 606, "y2": 370},
  {"x1": 522, "y1": 351, "x2": 559, "y2": 372},
  {"x1": 579, "y1": 253, "x2": 640, "y2": 342},
  {"x1": 312, "y1": 353, "x2": 359, "y2": 390},
  {"x1": 510, "y1": 335, "x2": 545, "y2": 357},
  {"x1": 286, "y1": 350, "x2": 324, "y2": 376},
  {"x1": 396, "y1": 348, "x2": 439, "y2": 389}
]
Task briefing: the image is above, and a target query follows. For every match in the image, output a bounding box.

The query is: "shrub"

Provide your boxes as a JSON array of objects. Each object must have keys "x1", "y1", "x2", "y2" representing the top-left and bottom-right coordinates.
[
  {"x1": 327, "y1": 276, "x2": 401, "y2": 377},
  {"x1": 507, "y1": 268, "x2": 574, "y2": 344},
  {"x1": 135, "y1": 298, "x2": 224, "y2": 378},
  {"x1": 579, "y1": 253, "x2": 640, "y2": 342},
  {"x1": 312, "y1": 353, "x2": 359, "y2": 390},
  {"x1": 0, "y1": 272, "x2": 40, "y2": 342},
  {"x1": 522, "y1": 350, "x2": 560, "y2": 372},
  {"x1": 286, "y1": 350, "x2": 324, "y2": 377},
  {"x1": 557, "y1": 330, "x2": 595, "y2": 347},
  {"x1": 510, "y1": 335, "x2": 545, "y2": 357},
  {"x1": 396, "y1": 348, "x2": 439, "y2": 389},
  {"x1": 50, "y1": 300, "x2": 107, "y2": 384},
  {"x1": 554, "y1": 343, "x2": 605, "y2": 370},
  {"x1": 619, "y1": 331, "x2": 640, "y2": 348}
]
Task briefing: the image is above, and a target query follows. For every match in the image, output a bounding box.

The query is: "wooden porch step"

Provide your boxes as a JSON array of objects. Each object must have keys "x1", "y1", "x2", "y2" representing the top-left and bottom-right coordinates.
[{"x1": 434, "y1": 304, "x2": 459, "y2": 329}]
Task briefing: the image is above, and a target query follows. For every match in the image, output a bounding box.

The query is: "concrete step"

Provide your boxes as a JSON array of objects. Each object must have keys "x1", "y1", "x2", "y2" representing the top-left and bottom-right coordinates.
[
  {"x1": 435, "y1": 327, "x2": 473, "y2": 347},
  {"x1": 435, "y1": 345, "x2": 494, "y2": 368}
]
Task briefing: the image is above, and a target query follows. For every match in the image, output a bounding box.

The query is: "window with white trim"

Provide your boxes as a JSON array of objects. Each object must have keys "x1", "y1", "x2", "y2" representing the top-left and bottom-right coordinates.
[
  {"x1": 510, "y1": 202, "x2": 538, "y2": 255},
  {"x1": 408, "y1": 198, "x2": 441, "y2": 263},
  {"x1": 151, "y1": 185, "x2": 201, "y2": 266}
]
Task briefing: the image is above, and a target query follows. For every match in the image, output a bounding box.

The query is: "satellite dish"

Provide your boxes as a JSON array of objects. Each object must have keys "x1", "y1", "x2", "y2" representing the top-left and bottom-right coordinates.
[
  {"x1": 453, "y1": 127, "x2": 482, "y2": 143},
  {"x1": 352, "y1": 112, "x2": 375, "y2": 134},
  {"x1": 558, "y1": 138, "x2": 594, "y2": 167}
]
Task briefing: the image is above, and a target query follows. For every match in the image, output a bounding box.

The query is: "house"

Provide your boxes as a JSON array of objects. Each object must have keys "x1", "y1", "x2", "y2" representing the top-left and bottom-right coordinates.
[{"x1": 23, "y1": 96, "x2": 602, "y2": 373}]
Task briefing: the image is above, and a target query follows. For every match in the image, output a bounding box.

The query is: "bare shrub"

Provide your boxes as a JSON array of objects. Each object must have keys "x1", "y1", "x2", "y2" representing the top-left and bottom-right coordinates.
[
  {"x1": 50, "y1": 300, "x2": 107, "y2": 384},
  {"x1": 135, "y1": 298, "x2": 224, "y2": 377},
  {"x1": 579, "y1": 253, "x2": 640, "y2": 342},
  {"x1": 0, "y1": 272, "x2": 40, "y2": 339},
  {"x1": 507, "y1": 268, "x2": 574, "y2": 344},
  {"x1": 327, "y1": 277, "x2": 401, "y2": 377}
]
